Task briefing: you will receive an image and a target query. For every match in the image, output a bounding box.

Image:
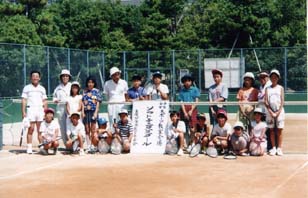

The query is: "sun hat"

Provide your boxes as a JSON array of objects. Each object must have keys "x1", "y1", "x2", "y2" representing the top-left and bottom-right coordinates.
[
  {"x1": 269, "y1": 69, "x2": 280, "y2": 78},
  {"x1": 110, "y1": 67, "x2": 121, "y2": 77},
  {"x1": 243, "y1": 72, "x2": 255, "y2": 80},
  {"x1": 59, "y1": 69, "x2": 72, "y2": 80},
  {"x1": 233, "y1": 121, "x2": 244, "y2": 129},
  {"x1": 118, "y1": 109, "x2": 128, "y2": 115}
]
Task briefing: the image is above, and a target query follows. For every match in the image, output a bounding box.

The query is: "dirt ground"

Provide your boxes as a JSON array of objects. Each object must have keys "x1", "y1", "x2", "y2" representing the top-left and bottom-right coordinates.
[{"x1": 0, "y1": 114, "x2": 307, "y2": 198}]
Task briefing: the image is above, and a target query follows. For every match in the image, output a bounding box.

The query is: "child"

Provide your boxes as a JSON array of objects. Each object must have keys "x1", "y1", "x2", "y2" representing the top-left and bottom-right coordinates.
[
  {"x1": 249, "y1": 108, "x2": 267, "y2": 156},
  {"x1": 66, "y1": 81, "x2": 82, "y2": 124},
  {"x1": 178, "y1": 74, "x2": 200, "y2": 149},
  {"x1": 92, "y1": 117, "x2": 113, "y2": 154},
  {"x1": 21, "y1": 70, "x2": 48, "y2": 154},
  {"x1": 66, "y1": 112, "x2": 85, "y2": 156},
  {"x1": 165, "y1": 111, "x2": 186, "y2": 156},
  {"x1": 208, "y1": 109, "x2": 232, "y2": 154},
  {"x1": 112, "y1": 109, "x2": 133, "y2": 154},
  {"x1": 191, "y1": 113, "x2": 209, "y2": 152},
  {"x1": 237, "y1": 72, "x2": 259, "y2": 130},
  {"x1": 146, "y1": 71, "x2": 169, "y2": 100},
  {"x1": 265, "y1": 69, "x2": 285, "y2": 156},
  {"x1": 53, "y1": 69, "x2": 72, "y2": 145},
  {"x1": 39, "y1": 108, "x2": 59, "y2": 155},
  {"x1": 230, "y1": 121, "x2": 250, "y2": 156},
  {"x1": 127, "y1": 74, "x2": 147, "y2": 101},
  {"x1": 208, "y1": 69, "x2": 229, "y2": 126},
  {"x1": 82, "y1": 76, "x2": 102, "y2": 152}
]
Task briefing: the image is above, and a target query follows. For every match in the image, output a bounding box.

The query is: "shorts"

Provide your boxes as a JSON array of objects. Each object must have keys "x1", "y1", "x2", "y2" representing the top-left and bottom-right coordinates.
[
  {"x1": 83, "y1": 110, "x2": 97, "y2": 124},
  {"x1": 27, "y1": 106, "x2": 44, "y2": 122},
  {"x1": 266, "y1": 109, "x2": 285, "y2": 129}
]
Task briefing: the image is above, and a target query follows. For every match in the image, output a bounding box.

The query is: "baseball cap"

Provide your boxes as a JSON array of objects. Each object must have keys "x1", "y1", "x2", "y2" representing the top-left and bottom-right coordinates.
[
  {"x1": 270, "y1": 69, "x2": 280, "y2": 78},
  {"x1": 71, "y1": 81, "x2": 80, "y2": 87},
  {"x1": 197, "y1": 113, "x2": 206, "y2": 120},
  {"x1": 212, "y1": 69, "x2": 223, "y2": 77},
  {"x1": 59, "y1": 69, "x2": 72, "y2": 79},
  {"x1": 118, "y1": 109, "x2": 128, "y2": 115},
  {"x1": 97, "y1": 117, "x2": 108, "y2": 125},
  {"x1": 243, "y1": 72, "x2": 255, "y2": 80},
  {"x1": 70, "y1": 112, "x2": 81, "y2": 118},
  {"x1": 110, "y1": 67, "x2": 121, "y2": 77},
  {"x1": 152, "y1": 71, "x2": 163, "y2": 78},
  {"x1": 233, "y1": 121, "x2": 244, "y2": 129},
  {"x1": 44, "y1": 108, "x2": 55, "y2": 115},
  {"x1": 254, "y1": 107, "x2": 264, "y2": 114},
  {"x1": 181, "y1": 74, "x2": 194, "y2": 83},
  {"x1": 216, "y1": 109, "x2": 228, "y2": 120}
]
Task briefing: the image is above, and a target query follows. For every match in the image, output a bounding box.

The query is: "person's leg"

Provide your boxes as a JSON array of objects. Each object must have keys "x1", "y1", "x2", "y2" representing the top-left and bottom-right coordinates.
[
  {"x1": 36, "y1": 121, "x2": 42, "y2": 143},
  {"x1": 269, "y1": 128, "x2": 277, "y2": 155},
  {"x1": 276, "y1": 128, "x2": 283, "y2": 156}
]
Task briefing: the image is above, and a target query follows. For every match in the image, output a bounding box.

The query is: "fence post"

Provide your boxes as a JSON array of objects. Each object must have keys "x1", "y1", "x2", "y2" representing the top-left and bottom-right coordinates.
[
  {"x1": 86, "y1": 50, "x2": 89, "y2": 76},
  {"x1": 46, "y1": 46, "x2": 50, "y2": 96},
  {"x1": 284, "y1": 47, "x2": 288, "y2": 90},
  {"x1": 172, "y1": 50, "x2": 176, "y2": 102},
  {"x1": 0, "y1": 100, "x2": 3, "y2": 150},
  {"x1": 102, "y1": 52, "x2": 105, "y2": 83},
  {"x1": 123, "y1": 51, "x2": 127, "y2": 81},
  {"x1": 198, "y1": 49, "x2": 202, "y2": 92},
  {"x1": 68, "y1": 48, "x2": 71, "y2": 70},
  {"x1": 23, "y1": 44, "x2": 27, "y2": 87},
  {"x1": 147, "y1": 51, "x2": 151, "y2": 80},
  {"x1": 240, "y1": 48, "x2": 244, "y2": 85}
]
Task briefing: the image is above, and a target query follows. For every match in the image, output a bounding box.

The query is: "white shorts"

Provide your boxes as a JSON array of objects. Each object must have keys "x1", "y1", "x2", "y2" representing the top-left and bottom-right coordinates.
[
  {"x1": 27, "y1": 106, "x2": 44, "y2": 122},
  {"x1": 266, "y1": 109, "x2": 285, "y2": 129}
]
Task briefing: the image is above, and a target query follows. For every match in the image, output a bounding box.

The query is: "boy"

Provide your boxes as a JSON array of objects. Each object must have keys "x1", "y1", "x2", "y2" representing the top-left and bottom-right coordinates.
[
  {"x1": 127, "y1": 74, "x2": 147, "y2": 101},
  {"x1": 93, "y1": 117, "x2": 113, "y2": 154},
  {"x1": 230, "y1": 121, "x2": 250, "y2": 156},
  {"x1": 166, "y1": 111, "x2": 186, "y2": 156},
  {"x1": 208, "y1": 69, "x2": 229, "y2": 126},
  {"x1": 265, "y1": 69, "x2": 285, "y2": 156},
  {"x1": 66, "y1": 112, "x2": 85, "y2": 155},
  {"x1": 39, "y1": 108, "x2": 59, "y2": 155},
  {"x1": 191, "y1": 113, "x2": 209, "y2": 152},
  {"x1": 146, "y1": 71, "x2": 169, "y2": 100},
  {"x1": 112, "y1": 109, "x2": 133, "y2": 154},
  {"x1": 21, "y1": 70, "x2": 48, "y2": 154},
  {"x1": 208, "y1": 109, "x2": 232, "y2": 154}
]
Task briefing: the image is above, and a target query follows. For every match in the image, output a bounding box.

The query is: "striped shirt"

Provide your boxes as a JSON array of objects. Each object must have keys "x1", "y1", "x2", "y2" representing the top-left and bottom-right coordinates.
[{"x1": 117, "y1": 119, "x2": 133, "y2": 138}]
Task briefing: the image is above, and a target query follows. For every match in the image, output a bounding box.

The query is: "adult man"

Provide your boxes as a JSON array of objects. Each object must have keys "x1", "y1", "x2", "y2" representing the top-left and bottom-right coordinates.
[{"x1": 146, "y1": 71, "x2": 169, "y2": 100}]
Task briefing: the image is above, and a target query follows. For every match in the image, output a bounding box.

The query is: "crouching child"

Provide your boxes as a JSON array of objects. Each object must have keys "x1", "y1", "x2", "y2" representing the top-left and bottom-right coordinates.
[
  {"x1": 93, "y1": 117, "x2": 113, "y2": 154},
  {"x1": 230, "y1": 121, "x2": 250, "y2": 156},
  {"x1": 66, "y1": 112, "x2": 85, "y2": 155},
  {"x1": 39, "y1": 108, "x2": 59, "y2": 155}
]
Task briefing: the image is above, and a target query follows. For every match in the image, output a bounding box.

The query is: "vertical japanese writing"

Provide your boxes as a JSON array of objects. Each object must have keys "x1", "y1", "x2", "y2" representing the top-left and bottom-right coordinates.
[
  {"x1": 133, "y1": 109, "x2": 139, "y2": 146},
  {"x1": 143, "y1": 106, "x2": 154, "y2": 146},
  {"x1": 157, "y1": 102, "x2": 167, "y2": 146}
]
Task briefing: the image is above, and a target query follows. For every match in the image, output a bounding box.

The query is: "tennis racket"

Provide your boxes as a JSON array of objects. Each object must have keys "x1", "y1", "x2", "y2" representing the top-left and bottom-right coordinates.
[
  {"x1": 38, "y1": 137, "x2": 62, "y2": 148},
  {"x1": 19, "y1": 128, "x2": 24, "y2": 147}
]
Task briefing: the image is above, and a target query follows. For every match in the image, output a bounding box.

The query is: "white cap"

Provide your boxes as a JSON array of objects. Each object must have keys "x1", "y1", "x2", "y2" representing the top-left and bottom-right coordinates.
[
  {"x1": 233, "y1": 121, "x2": 244, "y2": 129},
  {"x1": 110, "y1": 67, "x2": 121, "y2": 77},
  {"x1": 59, "y1": 69, "x2": 71, "y2": 78},
  {"x1": 118, "y1": 109, "x2": 128, "y2": 115},
  {"x1": 254, "y1": 107, "x2": 263, "y2": 114},
  {"x1": 270, "y1": 69, "x2": 280, "y2": 78},
  {"x1": 243, "y1": 72, "x2": 255, "y2": 80},
  {"x1": 71, "y1": 81, "x2": 80, "y2": 87}
]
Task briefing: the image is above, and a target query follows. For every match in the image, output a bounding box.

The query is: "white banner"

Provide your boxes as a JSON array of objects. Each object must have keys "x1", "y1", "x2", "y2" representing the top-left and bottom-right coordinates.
[{"x1": 131, "y1": 100, "x2": 169, "y2": 154}]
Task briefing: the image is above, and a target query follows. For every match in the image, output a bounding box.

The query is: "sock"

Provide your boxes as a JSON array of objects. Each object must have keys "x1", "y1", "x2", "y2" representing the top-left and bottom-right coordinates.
[
  {"x1": 27, "y1": 144, "x2": 32, "y2": 149},
  {"x1": 86, "y1": 135, "x2": 90, "y2": 148}
]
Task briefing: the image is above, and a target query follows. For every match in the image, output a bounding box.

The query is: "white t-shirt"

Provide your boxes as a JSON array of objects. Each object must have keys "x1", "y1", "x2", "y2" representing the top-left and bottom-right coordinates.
[
  {"x1": 167, "y1": 120, "x2": 186, "y2": 139},
  {"x1": 67, "y1": 95, "x2": 82, "y2": 114},
  {"x1": 21, "y1": 84, "x2": 47, "y2": 107},
  {"x1": 67, "y1": 121, "x2": 86, "y2": 137},
  {"x1": 53, "y1": 82, "x2": 72, "y2": 104},
  {"x1": 40, "y1": 120, "x2": 60, "y2": 140},
  {"x1": 211, "y1": 122, "x2": 232, "y2": 137},
  {"x1": 103, "y1": 79, "x2": 128, "y2": 102},
  {"x1": 251, "y1": 121, "x2": 267, "y2": 138},
  {"x1": 146, "y1": 83, "x2": 169, "y2": 100}
]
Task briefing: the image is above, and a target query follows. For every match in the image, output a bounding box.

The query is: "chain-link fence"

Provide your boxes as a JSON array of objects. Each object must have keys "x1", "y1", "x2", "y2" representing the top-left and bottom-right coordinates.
[{"x1": 0, "y1": 43, "x2": 306, "y2": 100}]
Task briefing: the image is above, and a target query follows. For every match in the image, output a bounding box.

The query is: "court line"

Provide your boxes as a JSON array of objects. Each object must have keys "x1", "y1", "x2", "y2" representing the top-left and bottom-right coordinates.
[
  {"x1": 0, "y1": 155, "x2": 86, "y2": 180},
  {"x1": 271, "y1": 159, "x2": 308, "y2": 194}
]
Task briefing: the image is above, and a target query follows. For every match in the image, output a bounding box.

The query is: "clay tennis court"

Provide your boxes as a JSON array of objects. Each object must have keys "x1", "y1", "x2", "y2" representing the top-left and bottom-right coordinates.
[{"x1": 0, "y1": 114, "x2": 307, "y2": 198}]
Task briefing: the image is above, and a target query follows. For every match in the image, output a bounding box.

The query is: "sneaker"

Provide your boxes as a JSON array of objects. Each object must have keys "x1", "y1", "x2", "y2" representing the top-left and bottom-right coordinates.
[
  {"x1": 73, "y1": 140, "x2": 79, "y2": 152},
  {"x1": 27, "y1": 147, "x2": 33, "y2": 154},
  {"x1": 269, "y1": 147, "x2": 277, "y2": 156},
  {"x1": 276, "y1": 148, "x2": 283, "y2": 156},
  {"x1": 177, "y1": 148, "x2": 184, "y2": 156},
  {"x1": 79, "y1": 149, "x2": 85, "y2": 156}
]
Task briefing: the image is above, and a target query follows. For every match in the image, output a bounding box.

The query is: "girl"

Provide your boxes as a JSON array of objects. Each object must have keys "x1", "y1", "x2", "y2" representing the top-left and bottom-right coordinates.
[
  {"x1": 249, "y1": 108, "x2": 267, "y2": 156},
  {"x1": 66, "y1": 81, "x2": 83, "y2": 122},
  {"x1": 191, "y1": 113, "x2": 209, "y2": 152},
  {"x1": 82, "y1": 76, "x2": 102, "y2": 152}
]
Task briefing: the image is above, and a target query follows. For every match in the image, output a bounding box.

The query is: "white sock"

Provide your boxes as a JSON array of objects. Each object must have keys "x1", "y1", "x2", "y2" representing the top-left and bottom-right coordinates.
[
  {"x1": 86, "y1": 135, "x2": 90, "y2": 147},
  {"x1": 27, "y1": 144, "x2": 32, "y2": 149}
]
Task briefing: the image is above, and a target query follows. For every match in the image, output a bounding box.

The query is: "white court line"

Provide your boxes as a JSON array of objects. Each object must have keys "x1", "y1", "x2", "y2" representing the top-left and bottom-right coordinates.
[
  {"x1": 271, "y1": 159, "x2": 308, "y2": 194},
  {"x1": 0, "y1": 155, "x2": 86, "y2": 180}
]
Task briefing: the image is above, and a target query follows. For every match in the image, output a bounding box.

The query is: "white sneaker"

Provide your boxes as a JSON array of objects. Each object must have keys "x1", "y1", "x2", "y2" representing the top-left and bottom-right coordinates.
[
  {"x1": 73, "y1": 140, "x2": 79, "y2": 152},
  {"x1": 276, "y1": 148, "x2": 283, "y2": 156},
  {"x1": 27, "y1": 147, "x2": 33, "y2": 154},
  {"x1": 79, "y1": 149, "x2": 85, "y2": 156},
  {"x1": 269, "y1": 147, "x2": 276, "y2": 156},
  {"x1": 177, "y1": 148, "x2": 184, "y2": 156}
]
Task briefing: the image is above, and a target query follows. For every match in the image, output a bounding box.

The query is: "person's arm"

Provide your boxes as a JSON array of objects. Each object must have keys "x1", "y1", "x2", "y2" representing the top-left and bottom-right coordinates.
[
  {"x1": 157, "y1": 85, "x2": 169, "y2": 100},
  {"x1": 264, "y1": 87, "x2": 275, "y2": 117},
  {"x1": 78, "y1": 98, "x2": 83, "y2": 112},
  {"x1": 94, "y1": 102, "x2": 100, "y2": 119},
  {"x1": 66, "y1": 102, "x2": 70, "y2": 115},
  {"x1": 52, "y1": 87, "x2": 59, "y2": 103},
  {"x1": 275, "y1": 86, "x2": 284, "y2": 117},
  {"x1": 22, "y1": 98, "x2": 27, "y2": 119},
  {"x1": 54, "y1": 128, "x2": 59, "y2": 141},
  {"x1": 125, "y1": 92, "x2": 130, "y2": 102}
]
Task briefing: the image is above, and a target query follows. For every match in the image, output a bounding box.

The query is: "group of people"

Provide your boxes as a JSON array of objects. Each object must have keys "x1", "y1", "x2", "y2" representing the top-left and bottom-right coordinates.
[{"x1": 21, "y1": 66, "x2": 285, "y2": 157}]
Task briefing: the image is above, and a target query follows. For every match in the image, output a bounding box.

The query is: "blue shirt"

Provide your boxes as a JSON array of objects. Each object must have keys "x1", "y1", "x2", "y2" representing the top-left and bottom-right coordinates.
[
  {"x1": 82, "y1": 88, "x2": 102, "y2": 111},
  {"x1": 178, "y1": 86, "x2": 200, "y2": 102},
  {"x1": 127, "y1": 86, "x2": 147, "y2": 100}
]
